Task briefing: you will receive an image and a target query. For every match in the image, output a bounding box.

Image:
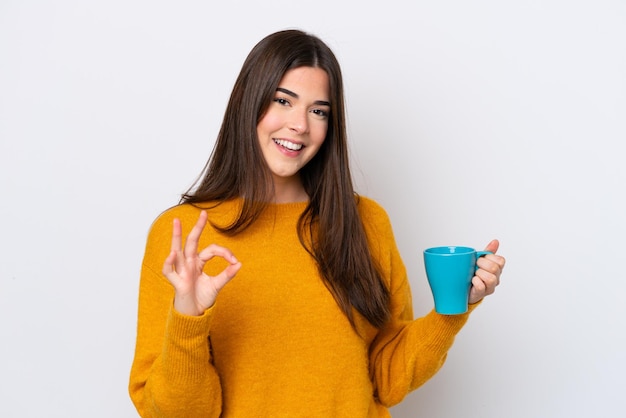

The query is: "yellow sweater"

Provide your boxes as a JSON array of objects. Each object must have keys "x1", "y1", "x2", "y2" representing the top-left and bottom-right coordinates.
[{"x1": 129, "y1": 197, "x2": 476, "y2": 417}]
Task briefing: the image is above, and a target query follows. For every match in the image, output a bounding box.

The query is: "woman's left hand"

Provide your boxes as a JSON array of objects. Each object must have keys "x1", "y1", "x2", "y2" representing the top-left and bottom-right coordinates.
[{"x1": 468, "y1": 239, "x2": 506, "y2": 304}]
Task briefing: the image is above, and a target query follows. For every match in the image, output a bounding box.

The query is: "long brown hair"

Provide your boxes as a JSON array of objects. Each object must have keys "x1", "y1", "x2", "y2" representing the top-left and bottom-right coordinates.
[{"x1": 182, "y1": 30, "x2": 390, "y2": 328}]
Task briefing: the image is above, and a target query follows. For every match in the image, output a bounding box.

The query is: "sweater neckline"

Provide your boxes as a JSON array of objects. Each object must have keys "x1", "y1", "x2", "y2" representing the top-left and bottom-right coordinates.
[{"x1": 211, "y1": 198, "x2": 309, "y2": 215}]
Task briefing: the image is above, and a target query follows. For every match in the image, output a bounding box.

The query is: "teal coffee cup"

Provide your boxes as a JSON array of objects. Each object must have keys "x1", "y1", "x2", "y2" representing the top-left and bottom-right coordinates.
[{"x1": 423, "y1": 246, "x2": 492, "y2": 315}]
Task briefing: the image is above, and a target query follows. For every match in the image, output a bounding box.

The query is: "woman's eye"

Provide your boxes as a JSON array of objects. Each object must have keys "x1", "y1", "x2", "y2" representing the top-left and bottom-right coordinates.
[
  {"x1": 312, "y1": 108, "x2": 329, "y2": 118},
  {"x1": 273, "y1": 98, "x2": 289, "y2": 106}
]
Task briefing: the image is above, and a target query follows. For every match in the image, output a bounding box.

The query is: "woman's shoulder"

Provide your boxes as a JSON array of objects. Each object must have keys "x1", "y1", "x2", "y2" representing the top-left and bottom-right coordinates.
[
  {"x1": 149, "y1": 200, "x2": 239, "y2": 233},
  {"x1": 356, "y1": 195, "x2": 391, "y2": 224},
  {"x1": 142, "y1": 201, "x2": 237, "y2": 258},
  {"x1": 355, "y1": 195, "x2": 396, "y2": 243},
  {"x1": 150, "y1": 203, "x2": 202, "y2": 229},
  {"x1": 355, "y1": 195, "x2": 400, "y2": 270}
]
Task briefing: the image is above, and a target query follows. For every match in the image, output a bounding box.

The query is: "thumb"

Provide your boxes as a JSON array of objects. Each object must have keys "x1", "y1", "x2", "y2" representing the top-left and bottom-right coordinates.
[
  {"x1": 212, "y1": 261, "x2": 242, "y2": 292},
  {"x1": 484, "y1": 239, "x2": 500, "y2": 254}
]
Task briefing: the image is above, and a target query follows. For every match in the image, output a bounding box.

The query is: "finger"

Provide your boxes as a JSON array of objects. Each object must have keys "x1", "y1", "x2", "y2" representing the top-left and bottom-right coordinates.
[
  {"x1": 162, "y1": 250, "x2": 179, "y2": 285},
  {"x1": 169, "y1": 218, "x2": 186, "y2": 272},
  {"x1": 184, "y1": 211, "x2": 208, "y2": 258},
  {"x1": 471, "y1": 275, "x2": 487, "y2": 294},
  {"x1": 474, "y1": 267, "x2": 499, "y2": 294},
  {"x1": 477, "y1": 255, "x2": 503, "y2": 277},
  {"x1": 197, "y1": 243, "x2": 239, "y2": 265},
  {"x1": 468, "y1": 275, "x2": 487, "y2": 304},
  {"x1": 210, "y1": 261, "x2": 242, "y2": 292},
  {"x1": 483, "y1": 239, "x2": 500, "y2": 254},
  {"x1": 170, "y1": 218, "x2": 183, "y2": 254},
  {"x1": 478, "y1": 254, "x2": 506, "y2": 277}
]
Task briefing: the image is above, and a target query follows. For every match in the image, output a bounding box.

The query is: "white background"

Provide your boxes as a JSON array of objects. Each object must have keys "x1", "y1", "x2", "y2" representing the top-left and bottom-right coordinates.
[{"x1": 1, "y1": 1, "x2": 625, "y2": 417}]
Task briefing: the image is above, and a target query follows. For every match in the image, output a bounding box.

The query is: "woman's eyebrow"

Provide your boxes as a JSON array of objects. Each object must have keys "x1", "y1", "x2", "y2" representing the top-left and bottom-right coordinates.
[
  {"x1": 276, "y1": 87, "x2": 330, "y2": 107},
  {"x1": 276, "y1": 87, "x2": 298, "y2": 98}
]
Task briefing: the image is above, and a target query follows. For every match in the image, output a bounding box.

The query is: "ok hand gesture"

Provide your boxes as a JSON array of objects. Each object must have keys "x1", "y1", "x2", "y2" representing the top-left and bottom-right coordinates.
[{"x1": 162, "y1": 211, "x2": 242, "y2": 316}]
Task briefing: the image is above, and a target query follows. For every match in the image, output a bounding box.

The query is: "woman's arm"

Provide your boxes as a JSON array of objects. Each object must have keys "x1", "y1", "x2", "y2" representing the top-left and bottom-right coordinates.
[
  {"x1": 129, "y1": 210, "x2": 240, "y2": 417},
  {"x1": 361, "y1": 199, "x2": 504, "y2": 407}
]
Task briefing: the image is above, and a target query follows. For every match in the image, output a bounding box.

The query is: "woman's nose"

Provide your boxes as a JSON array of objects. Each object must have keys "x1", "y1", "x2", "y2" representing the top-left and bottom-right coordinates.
[{"x1": 287, "y1": 109, "x2": 308, "y2": 134}]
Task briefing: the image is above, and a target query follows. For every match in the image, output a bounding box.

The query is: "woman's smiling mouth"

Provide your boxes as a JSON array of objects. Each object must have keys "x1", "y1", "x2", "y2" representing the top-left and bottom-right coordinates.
[{"x1": 273, "y1": 138, "x2": 304, "y2": 151}]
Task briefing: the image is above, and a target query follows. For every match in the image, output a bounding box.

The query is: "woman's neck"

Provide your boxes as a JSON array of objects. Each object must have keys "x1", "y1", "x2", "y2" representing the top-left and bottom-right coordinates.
[{"x1": 271, "y1": 175, "x2": 309, "y2": 203}]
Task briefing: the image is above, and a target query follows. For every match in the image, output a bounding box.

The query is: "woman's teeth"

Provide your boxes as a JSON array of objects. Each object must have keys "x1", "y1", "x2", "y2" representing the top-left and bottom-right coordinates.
[{"x1": 274, "y1": 139, "x2": 303, "y2": 151}]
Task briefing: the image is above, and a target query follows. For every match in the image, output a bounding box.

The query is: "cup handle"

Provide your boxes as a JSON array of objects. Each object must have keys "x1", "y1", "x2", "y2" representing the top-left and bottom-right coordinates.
[{"x1": 475, "y1": 251, "x2": 493, "y2": 271}]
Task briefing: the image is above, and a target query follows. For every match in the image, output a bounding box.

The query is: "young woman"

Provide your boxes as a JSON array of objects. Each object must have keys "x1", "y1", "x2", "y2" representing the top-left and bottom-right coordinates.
[{"x1": 129, "y1": 29, "x2": 505, "y2": 417}]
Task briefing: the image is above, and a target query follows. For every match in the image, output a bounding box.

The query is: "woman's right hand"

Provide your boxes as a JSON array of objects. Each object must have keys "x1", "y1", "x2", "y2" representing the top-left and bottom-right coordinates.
[{"x1": 162, "y1": 210, "x2": 242, "y2": 316}]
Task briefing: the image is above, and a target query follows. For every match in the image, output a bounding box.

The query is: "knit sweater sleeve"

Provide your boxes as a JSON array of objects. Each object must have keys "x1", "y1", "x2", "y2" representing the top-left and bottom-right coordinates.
[
  {"x1": 129, "y1": 211, "x2": 223, "y2": 418},
  {"x1": 360, "y1": 198, "x2": 478, "y2": 407}
]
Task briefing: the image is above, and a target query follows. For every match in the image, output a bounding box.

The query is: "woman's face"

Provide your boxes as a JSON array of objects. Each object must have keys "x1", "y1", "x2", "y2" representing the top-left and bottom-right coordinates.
[{"x1": 257, "y1": 66, "x2": 330, "y2": 190}]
